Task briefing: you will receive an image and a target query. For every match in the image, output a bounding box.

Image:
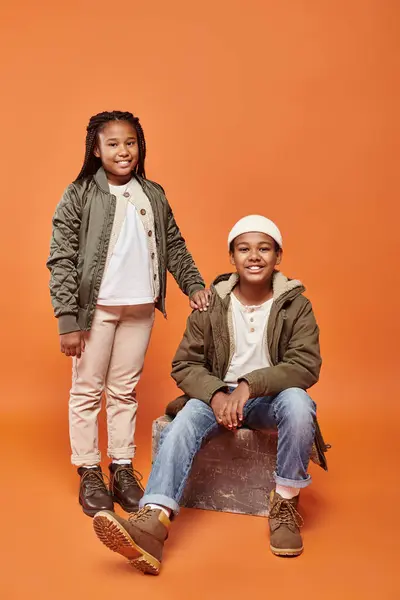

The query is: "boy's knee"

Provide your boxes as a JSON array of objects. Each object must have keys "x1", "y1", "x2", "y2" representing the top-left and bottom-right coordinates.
[
  {"x1": 276, "y1": 388, "x2": 316, "y2": 423},
  {"x1": 169, "y1": 398, "x2": 215, "y2": 437},
  {"x1": 178, "y1": 398, "x2": 212, "y2": 419}
]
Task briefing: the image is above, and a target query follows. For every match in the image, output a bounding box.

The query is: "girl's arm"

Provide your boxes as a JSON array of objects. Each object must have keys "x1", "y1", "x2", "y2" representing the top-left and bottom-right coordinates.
[
  {"x1": 46, "y1": 185, "x2": 82, "y2": 335},
  {"x1": 165, "y1": 203, "x2": 206, "y2": 298}
]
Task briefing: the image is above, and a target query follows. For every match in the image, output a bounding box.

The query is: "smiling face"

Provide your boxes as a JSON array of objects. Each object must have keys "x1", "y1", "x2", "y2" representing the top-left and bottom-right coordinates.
[
  {"x1": 230, "y1": 231, "x2": 282, "y2": 285},
  {"x1": 93, "y1": 120, "x2": 139, "y2": 185}
]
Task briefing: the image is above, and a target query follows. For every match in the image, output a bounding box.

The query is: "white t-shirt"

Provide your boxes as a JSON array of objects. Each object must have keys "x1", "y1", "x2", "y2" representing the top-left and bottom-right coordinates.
[
  {"x1": 224, "y1": 293, "x2": 273, "y2": 386},
  {"x1": 97, "y1": 179, "x2": 154, "y2": 306}
]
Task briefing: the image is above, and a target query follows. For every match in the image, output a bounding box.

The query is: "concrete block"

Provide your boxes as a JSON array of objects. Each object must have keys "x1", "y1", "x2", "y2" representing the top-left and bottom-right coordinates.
[{"x1": 152, "y1": 416, "x2": 278, "y2": 517}]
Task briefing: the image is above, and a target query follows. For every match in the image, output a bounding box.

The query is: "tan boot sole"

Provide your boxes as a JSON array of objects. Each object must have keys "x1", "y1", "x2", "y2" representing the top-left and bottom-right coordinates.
[
  {"x1": 270, "y1": 544, "x2": 303, "y2": 557},
  {"x1": 93, "y1": 512, "x2": 160, "y2": 575}
]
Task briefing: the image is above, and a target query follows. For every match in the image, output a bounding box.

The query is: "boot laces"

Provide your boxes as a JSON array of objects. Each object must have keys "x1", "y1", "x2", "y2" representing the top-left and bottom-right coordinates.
[
  {"x1": 128, "y1": 506, "x2": 153, "y2": 524},
  {"x1": 81, "y1": 469, "x2": 109, "y2": 493},
  {"x1": 270, "y1": 497, "x2": 304, "y2": 529},
  {"x1": 114, "y1": 465, "x2": 144, "y2": 492}
]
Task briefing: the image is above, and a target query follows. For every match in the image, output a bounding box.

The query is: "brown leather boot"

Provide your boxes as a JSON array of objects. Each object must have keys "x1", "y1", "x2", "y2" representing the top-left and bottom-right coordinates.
[
  {"x1": 93, "y1": 507, "x2": 170, "y2": 575},
  {"x1": 78, "y1": 467, "x2": 114, "y2": 517},
  {"x1": 268, "y1": 490, "x2": 304, "y2": 556},
  {"x1": 109, "y1": 463, "x2": 144, "y2": 512}
]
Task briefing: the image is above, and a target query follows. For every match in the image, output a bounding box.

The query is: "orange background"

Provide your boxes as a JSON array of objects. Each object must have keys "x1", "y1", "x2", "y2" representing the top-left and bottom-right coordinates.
[{"x1": 1, "y1": 1, "x2": 399, "y2": 598}]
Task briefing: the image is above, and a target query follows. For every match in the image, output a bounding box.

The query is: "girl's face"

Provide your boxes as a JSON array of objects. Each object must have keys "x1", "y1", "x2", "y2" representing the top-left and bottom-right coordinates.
[{"x1": 94, "y1": 120, "x2": 139, "y2": 185}]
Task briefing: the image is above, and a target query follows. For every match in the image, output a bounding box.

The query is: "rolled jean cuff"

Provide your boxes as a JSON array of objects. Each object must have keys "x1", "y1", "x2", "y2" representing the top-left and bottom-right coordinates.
[
  {"x1": 274, "y1": 472, "x2": 312, "y2": 489},
  {"x1": 107, "y1": 446, "x2": 136, "y2": 460},
  {"x1": 140, "y1": 493, "x2": 180, "y2": 515},
  {"x1": 71, "y1": 452, "x2": 101, "y2": 467}
]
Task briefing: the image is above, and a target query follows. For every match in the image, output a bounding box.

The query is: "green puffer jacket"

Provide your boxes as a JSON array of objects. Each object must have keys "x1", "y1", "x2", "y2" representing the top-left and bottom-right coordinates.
[
  {"x1": 167, "y1": 271, "x2": 330, "y2": 470},
  {"x1": 47, "y1": 167, "x2": 205, "y2": 334}
]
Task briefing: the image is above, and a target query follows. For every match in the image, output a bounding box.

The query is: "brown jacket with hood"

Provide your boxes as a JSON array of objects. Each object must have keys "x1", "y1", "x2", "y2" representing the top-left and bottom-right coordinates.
[{"x1": 166, "y1": 270, "x2": 330, "y2": 470}]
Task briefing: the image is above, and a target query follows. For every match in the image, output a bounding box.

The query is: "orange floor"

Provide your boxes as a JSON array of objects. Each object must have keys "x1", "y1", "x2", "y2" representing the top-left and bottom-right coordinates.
[{"x1": 3, "y1": 378, "x2": 399, "y2": 600}]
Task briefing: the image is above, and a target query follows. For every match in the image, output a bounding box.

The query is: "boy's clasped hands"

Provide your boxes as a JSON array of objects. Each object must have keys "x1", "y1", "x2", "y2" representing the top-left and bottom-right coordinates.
[{"x1": 211, "y1": 381, "x2": 250, "y2": 430}]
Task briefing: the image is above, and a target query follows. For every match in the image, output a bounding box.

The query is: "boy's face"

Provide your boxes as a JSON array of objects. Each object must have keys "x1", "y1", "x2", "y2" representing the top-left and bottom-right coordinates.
[
  {"x1": 94, "y1": 120, "x2": 139, "y2": 185},
  {"x1": 230, "y1": 232, "x2": 282, "y2": 284}
]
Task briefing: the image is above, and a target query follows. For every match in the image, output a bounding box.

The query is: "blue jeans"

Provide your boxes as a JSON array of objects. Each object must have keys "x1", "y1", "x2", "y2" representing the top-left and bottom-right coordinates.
[{"x1": 140, "y1": 387, "x2": 316, "y2": 515}]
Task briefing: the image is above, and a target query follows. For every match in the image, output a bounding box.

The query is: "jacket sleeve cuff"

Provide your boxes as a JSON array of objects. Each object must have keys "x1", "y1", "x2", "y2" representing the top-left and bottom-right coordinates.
[
  {"x1": 188, "y1": 283, "x2": 206, "y2": 298},
  {"x1": 58, "y1": 314, "x2": 80, "y2": 335},
  {"x1": 205, "y1": 382, "x2": 229, "y2": 404},
  {"x1": 237, "y1": 374, "x2": 263, "y2": 398}
]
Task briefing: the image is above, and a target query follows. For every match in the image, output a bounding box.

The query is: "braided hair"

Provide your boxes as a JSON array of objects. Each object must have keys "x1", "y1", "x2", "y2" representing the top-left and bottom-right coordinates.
[{"x1": 75, "y1": 110, "x2": 146, "y2": 181}]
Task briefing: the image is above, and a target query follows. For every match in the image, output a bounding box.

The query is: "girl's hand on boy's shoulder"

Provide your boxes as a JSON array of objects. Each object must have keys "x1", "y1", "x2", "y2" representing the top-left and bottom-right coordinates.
[
  {"x1": 190, "y1": 289, "x2": 211, "y2": 312},
  {"x1": 60, "y1": 331, "x2": 86, "y2": 358}
]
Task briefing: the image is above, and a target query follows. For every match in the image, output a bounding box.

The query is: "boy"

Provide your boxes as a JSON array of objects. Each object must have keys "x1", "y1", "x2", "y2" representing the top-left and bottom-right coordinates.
[{"x1": 92, "y1": 215, "x2": 329, "y2": 575}]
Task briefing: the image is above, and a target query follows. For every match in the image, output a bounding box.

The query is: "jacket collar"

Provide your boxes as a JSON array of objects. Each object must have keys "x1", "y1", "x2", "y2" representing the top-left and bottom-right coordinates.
[
  {"x1": 93, "y1": 167, "x2": 110, "y2": 192},
  {"x1": 212, "y1": 271, "x2": 304, "y2": 307}
]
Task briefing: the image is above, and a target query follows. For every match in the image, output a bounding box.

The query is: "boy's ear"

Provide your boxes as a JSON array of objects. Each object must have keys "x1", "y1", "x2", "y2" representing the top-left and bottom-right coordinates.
[
  {"x1": 276, "y1": 249, "x2": 283, "y2": 266},
  {"x1": 229, "y1": 253, "x2": 236, "y2": 266},
  {"x1": 93, "y1": 144, "x2": 101, "y2": 158}
]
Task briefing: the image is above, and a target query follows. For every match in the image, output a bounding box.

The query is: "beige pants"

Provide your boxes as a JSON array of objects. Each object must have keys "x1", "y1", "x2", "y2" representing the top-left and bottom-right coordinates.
[{"x1": 69, "y1": 304, "x2": 155, "y2": 466}]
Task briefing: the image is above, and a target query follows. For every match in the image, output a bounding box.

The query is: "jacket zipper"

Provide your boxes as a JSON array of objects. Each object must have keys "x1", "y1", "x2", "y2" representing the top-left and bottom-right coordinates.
[
  {"x1": 271, "y1": 307, "x2": 286, "y2": 364},
  {"x1": 141, "y1": 182, "x2": 167, "y2": 318},
  {"x1": 153, "y1": 201, "x2": 167, "y2": 318}
]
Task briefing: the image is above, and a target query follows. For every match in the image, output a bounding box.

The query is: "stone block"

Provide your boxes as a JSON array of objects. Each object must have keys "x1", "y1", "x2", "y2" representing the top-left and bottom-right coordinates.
[{"x1": 152, "y1": 416, "x2": 278, "y2": 517}]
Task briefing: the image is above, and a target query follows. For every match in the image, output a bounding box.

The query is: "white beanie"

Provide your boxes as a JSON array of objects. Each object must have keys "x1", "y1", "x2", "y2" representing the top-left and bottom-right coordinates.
[{"x1": 228, "y1": 215, "x2": 283, "y2": 250}]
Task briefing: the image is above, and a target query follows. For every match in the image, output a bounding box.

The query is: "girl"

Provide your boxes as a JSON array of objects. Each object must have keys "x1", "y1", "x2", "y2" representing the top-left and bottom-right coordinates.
[{"x1": 47, "y1": 110, "x2": 210, "y2": 517}]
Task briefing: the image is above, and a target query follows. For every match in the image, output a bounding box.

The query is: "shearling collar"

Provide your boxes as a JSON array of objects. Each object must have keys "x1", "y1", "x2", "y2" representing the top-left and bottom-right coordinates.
[{"x1": 212, "y1": 271, "x2": 304, "y2": 304}]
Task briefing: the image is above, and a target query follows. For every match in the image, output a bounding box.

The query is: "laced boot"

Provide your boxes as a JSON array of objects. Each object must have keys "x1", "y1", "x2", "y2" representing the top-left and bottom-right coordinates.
[
  {"x1": 268, "y1": 490, "x2": 304, "y2": 556},
  {"x1": 78, "y1": 467, "x2": 114, "y2": 517},
  {"x1": 93, "y1": 506, "x2": 170, "y2": 575},
  {"x1": 109, "y1": 463, "x2": 144, "y2": 512}
]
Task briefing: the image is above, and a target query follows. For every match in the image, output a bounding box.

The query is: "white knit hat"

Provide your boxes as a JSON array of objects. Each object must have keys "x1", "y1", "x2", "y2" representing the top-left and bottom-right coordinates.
[{"x1": 228, "y1": 215, "x2": 283, "y2": 249}]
